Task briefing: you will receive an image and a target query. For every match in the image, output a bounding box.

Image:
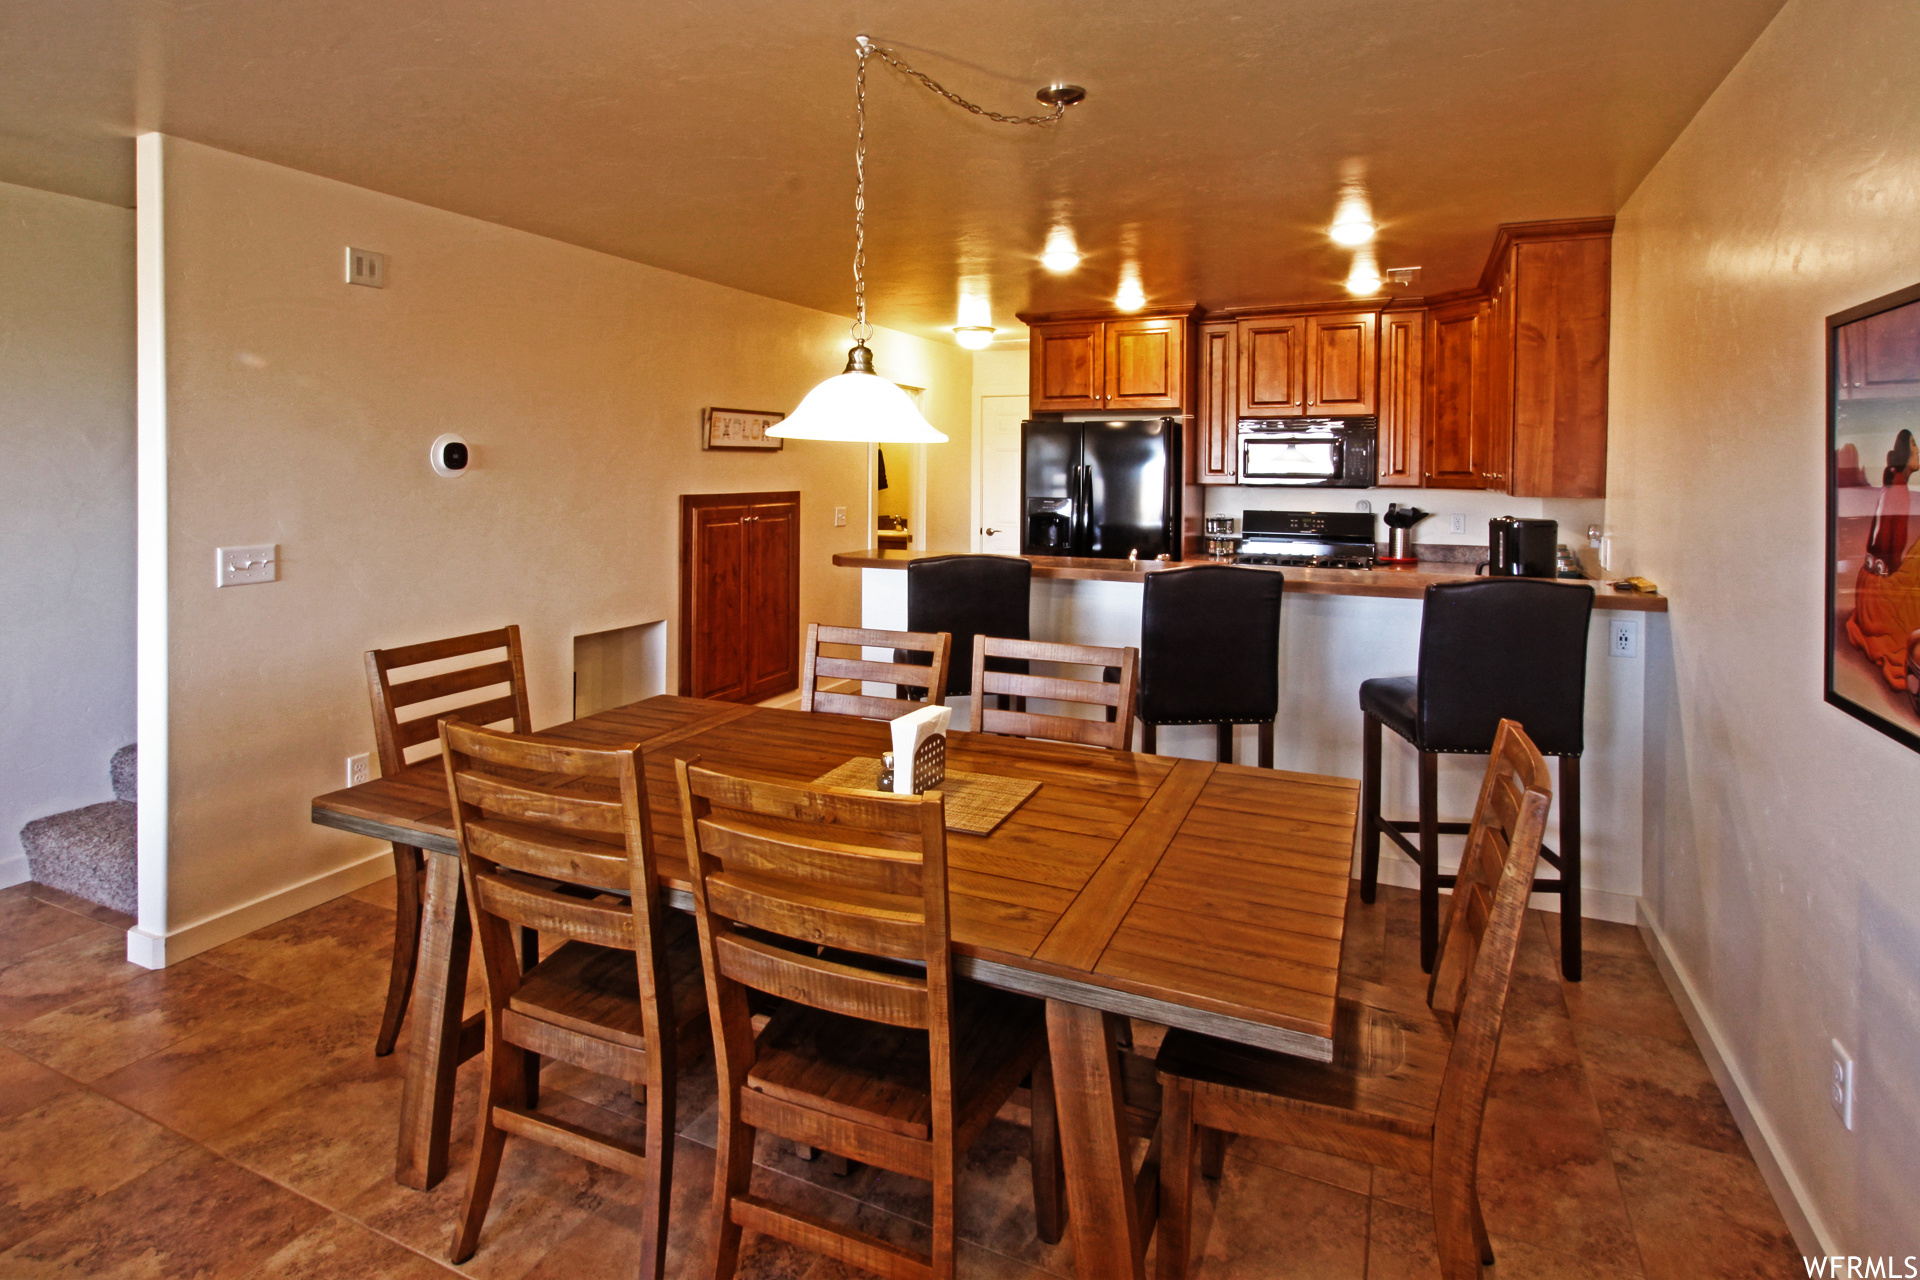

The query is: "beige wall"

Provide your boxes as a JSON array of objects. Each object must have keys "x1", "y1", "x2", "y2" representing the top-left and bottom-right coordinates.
[
  {"x1": 0, "y1": 180, "x2": 136, "y2": 881},
  {"x1": 147, "y1": 136, "x2": 971, "y2": 953},
  {"x1": 1607, "y1": 0, "x2": 1920, "y2": 1251}
]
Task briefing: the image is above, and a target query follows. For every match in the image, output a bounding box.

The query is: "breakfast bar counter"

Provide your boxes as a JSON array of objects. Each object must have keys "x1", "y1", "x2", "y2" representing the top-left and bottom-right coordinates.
[
  {"x1": 830, "y1": 549, "x2": 1668, "y2": 610},
  {"x1": 837, "y1": 547, "x2": 1664, "y2": 926}
]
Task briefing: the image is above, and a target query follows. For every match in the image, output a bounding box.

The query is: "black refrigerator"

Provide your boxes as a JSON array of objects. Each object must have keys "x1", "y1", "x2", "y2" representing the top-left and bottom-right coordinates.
[{"x1": 1022, "y1": 418, "x2": 1185, "y2": 560}]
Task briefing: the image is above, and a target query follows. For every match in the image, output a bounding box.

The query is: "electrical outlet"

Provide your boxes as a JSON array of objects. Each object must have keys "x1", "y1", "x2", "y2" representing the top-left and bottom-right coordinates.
[
  {"x1": 1610, "y1": 618, "x2": 1640, "y2": 658},
  {"x1": 1449, "y1": 513, "x2": 1466, "y2": 534},
  {"x1": 833, "y1": 506, "x2": 847, "y2": 528},
  {"x1": 346, "y1": 753, "x2": 371, "y2": 787},
  {"x1": 1830, "y1": 1039, "x2": 1856, "y2": 1130}
]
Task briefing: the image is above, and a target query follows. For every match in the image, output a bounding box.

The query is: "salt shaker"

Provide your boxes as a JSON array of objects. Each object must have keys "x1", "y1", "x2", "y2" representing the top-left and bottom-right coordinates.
[{"x1": 877, "y1": 751, "x2": 895, "y2": 792}]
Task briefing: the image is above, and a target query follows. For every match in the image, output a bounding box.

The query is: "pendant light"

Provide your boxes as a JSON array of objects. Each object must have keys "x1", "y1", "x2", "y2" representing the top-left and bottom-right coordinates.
[{"x1": 770, "y1": 36, "x2": 1083, "y2": 444}]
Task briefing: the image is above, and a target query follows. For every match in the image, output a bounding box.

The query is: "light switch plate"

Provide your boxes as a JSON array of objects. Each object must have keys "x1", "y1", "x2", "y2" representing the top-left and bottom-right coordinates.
[
  {"x1": 217, "y1": 544, "x2": 278, "y2": 587},
  {"x1": 345, "y1": 247, "x2": 387, "y2": 288},
  {"x1": 834, "y1": 506, "x2": 848, "y2": 527}
]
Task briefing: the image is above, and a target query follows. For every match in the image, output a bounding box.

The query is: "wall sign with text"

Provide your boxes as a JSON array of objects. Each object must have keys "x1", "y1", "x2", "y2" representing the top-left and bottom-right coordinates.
[{"x1": 702, "y1": 407, "x2": 785, "y2": 451}]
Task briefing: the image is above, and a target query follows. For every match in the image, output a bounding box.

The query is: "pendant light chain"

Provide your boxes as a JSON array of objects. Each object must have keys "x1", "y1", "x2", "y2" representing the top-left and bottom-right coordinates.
[{"x1": 849, "y1": 35, "x2": 1071, "y2": 346}]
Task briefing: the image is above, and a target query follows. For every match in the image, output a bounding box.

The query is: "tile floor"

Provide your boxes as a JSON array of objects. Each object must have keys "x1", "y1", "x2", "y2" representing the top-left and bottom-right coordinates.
[{"x1": 0, "y1": 876, "x2": 1804, "y2": 1278}]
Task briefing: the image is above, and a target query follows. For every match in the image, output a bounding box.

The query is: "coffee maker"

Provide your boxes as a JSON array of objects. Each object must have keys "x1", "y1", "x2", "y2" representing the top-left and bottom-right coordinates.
[{"x1": 1484, "y1": 517, "x2": 1559, "y2": 578}]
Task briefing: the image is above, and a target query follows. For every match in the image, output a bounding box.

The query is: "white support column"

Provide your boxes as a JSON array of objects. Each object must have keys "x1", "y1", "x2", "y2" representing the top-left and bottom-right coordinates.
[{"x1": 129, "y1": 132, "x2": 170, "y2": 969}]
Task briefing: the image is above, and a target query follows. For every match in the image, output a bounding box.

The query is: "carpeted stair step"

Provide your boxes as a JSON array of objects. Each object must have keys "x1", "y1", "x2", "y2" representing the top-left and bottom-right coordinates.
[{"x1": 20, "y1": 744, "x2": 137, "y2": 916}]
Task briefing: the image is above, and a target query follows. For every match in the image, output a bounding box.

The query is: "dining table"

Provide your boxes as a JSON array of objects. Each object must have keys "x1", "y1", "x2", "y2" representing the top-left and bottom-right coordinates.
[{"x1": 309, "y1": 693, "x2": 1357, "y2": 1280}]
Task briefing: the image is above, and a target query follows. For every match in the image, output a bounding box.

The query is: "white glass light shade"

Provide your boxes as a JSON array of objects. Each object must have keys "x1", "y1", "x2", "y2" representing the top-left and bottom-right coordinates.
[
  {"x1": 769, "y1": 364, "x2": 949, "y2": 444},
  {"x1": 1330, "y1": 218, "x2": 1376, "y2": 247}
]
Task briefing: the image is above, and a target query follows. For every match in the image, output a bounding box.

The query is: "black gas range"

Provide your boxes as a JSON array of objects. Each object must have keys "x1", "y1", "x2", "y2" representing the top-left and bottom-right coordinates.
[{"x1": 1232, "y1": 509, "x2": 1378, "y2": 569}]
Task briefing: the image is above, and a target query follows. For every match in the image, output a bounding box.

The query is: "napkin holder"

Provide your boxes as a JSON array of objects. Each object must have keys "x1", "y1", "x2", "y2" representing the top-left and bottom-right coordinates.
[{"x1": 888, "y1": 704, "x2": 951, "y2": 795}]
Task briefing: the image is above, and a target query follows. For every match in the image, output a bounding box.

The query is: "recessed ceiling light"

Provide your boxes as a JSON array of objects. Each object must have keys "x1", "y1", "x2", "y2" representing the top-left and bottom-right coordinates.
[
  {"x1": 1330, "y1": 218, "x2": 1376, "y2": 247},
  {"x1": 1114, "y1": 274, "x2": 1146, "y2": 311},
  {"x1": 1345, "y1": 267, "x2": 1383, "y2": 296},
  {"x1": 952, "y1": 326, "x2": 997, "y2": 349},
  {"x1": 1041, "y1": 226, "x2": 1081, "y2": 273}
]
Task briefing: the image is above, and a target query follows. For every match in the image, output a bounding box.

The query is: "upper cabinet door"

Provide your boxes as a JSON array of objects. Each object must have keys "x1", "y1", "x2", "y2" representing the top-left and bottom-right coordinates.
[
  {"x1": 1196, "y1": 321, "x2": 1237, "y2": 484},
  {"x1": 1029, "y1": 322, "x2": 1106, "y2": 411},
  {"x1": 1423, "y1": 301, "x2": 1491, "y2": 489},
  {"x1": 1376, "y1": 311, "x2": 1424, "y2": 487},
  {"x1": 1304, "y1": 310, "x2": 1378, "y2": 416},
  {"x1": 1237, "y1": 317, "x2": 1306, "y2": 417},
  {"x1": 1105, "y1": 317, "x2": 1186, "y2": 411},
  {"x1": 1507, "y1": 237, "x2": 1609, "y2": 497}
]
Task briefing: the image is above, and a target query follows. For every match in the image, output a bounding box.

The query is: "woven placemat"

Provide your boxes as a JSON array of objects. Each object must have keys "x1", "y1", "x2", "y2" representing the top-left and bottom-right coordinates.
[{"x1": 812, "y1": 758, "x2": 1040, "y2": 836}]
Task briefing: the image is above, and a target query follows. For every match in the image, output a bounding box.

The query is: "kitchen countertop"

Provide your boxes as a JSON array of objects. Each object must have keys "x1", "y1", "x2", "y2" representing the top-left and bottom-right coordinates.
[{"x1": 831, "y1": 548, "x2": 1668, "y2": 612}]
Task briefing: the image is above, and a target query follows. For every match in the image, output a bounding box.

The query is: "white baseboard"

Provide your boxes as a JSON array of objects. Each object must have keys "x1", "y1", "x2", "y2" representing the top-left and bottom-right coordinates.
[
  {"x1": 1365, "y1": 856, "x2": 1639, "y2": 924},
  {"x1": 124, "y1": 850, "x2": 394, "y2": 970},
  {"x1": 0, "y1": 854, "x2": 29, "y2": 891},
  {"x1": 1635, "y1": 904, "x2": 1832, "y2": 1258}
]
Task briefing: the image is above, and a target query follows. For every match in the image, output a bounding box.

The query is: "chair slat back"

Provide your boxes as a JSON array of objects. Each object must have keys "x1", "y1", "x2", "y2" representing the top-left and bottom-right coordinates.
[
  {"x1": 968, "y1": 635, "x2": 1140, "y2": 751},
  {"x1": 676, "y1": 761, "x2": 953, "y2": 1036},
  {"x1": 367, "y1": 626, "x2": 531, "y2": 773},
  {"x1": 1426, "y1": 719, "x2": 1552, "y2": 1191},
  {"x1": 800, "y1": 623, "x2": 952, "y2": 720},
  {"x1": 441, "y1": 719, "x2": 671, "y2": 989}
]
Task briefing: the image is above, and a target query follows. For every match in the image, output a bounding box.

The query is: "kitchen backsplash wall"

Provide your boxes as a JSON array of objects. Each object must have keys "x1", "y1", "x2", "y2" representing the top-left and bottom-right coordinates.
[{"x1": 1204, "y1": 486, "x2": 1606, "y2": 563}]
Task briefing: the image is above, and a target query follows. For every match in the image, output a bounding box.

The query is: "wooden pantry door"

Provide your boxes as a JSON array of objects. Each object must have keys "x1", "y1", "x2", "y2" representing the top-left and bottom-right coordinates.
[{"x1": 679, "y1": 491, "x2": 800, "y2": 702}]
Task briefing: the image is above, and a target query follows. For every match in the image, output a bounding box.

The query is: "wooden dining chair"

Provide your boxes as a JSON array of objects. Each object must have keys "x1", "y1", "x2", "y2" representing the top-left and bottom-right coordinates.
[
  {"x1": 1152, "y1": 718, "x2": 1553, "y2": 1280},
  {"x1": 441, "y1": 719, "x2": 709, "y2": 1277},
  {"x1": 674, "y1": 759, "x2": 1063, "y2": 1280},
  {"x1": 967, "y1": 635, "x2": 1140, "y2": 751},
  {"x1": 799, "y1": 623, "x2": 952, "y2": 719},
  {"x1": 364, "y1": 625, "x2": 531, "y2": 1057}
]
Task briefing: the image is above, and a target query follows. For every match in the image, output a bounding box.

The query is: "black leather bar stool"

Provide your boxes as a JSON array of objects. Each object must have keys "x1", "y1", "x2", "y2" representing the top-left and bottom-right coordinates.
[
  {"x1": 1137, "y1": 565, "x2": 1284, "y2": 766},
  {"x1": 1359, "y1": 578, "x2": 1595, "y2": 980},
  {"x1": 903, "y1": 554, "x2": 1032, "y2": 706}
]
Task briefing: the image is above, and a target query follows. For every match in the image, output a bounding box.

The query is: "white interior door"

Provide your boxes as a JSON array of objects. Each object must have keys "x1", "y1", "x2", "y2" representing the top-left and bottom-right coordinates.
[{"x1": 979, "y1": 395, "x2": 1026, "y2": 553}]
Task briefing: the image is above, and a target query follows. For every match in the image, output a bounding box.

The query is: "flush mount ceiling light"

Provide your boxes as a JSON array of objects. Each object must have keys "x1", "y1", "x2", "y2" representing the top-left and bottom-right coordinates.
[
  {"x1": 1041, "y1": 225, "x2": 1082, "y2": 273},
  {"x1": 952, "y1": 326, "x2": 997, "y2": 349},
  {"x1": 1114, "y1": 263, "x2": 1146, "y2": 311},
  {"x1": 1329, "y1": 218, "x2": 1376, "y2": 247},
  {"x1": 772, "y1": 36, "x2": 1084, "y2": 444}
]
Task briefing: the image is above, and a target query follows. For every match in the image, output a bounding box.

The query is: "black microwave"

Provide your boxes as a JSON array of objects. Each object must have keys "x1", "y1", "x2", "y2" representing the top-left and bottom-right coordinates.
[{"x1": 1236, "y1": 417, "x2": 1376, "y2": 487}]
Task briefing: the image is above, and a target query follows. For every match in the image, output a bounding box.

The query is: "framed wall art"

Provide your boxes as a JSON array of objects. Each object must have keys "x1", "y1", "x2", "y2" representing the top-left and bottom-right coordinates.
[
  {"x1": 702, "y1": 407, "x2": 785, "y2": 451},
  {"x1": 1827, "y1": 280, "x2": 1920, "y2": 750}
]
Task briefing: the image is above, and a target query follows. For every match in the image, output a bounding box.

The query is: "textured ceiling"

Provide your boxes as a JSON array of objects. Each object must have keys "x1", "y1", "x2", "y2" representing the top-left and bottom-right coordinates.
[{"x1": 0, "y1": 0, "x2": 1786, "y2": 343}]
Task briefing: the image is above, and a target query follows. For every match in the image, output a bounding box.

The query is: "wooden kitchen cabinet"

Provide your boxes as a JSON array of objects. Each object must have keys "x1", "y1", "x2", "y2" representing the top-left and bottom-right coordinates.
[
  {"x1": 1236, "y1": 315, "x2": 1306, "y2": 417},
  {"x1": 1106, "y1": 316, "x2": 1187, "y2": 411},
  {"x1": 1417, "y1": 219, "x2": 1613, "y2": 495},
  {"x1": 1496, "y1": 223, "x2": 1612, "y2": 498},
  {"x1": 1030, "y1": 321, "x2": 1105, "y2": 411},
  {"x1": 1376, "y1": 308, "x2": 1425, "y2": 487},
  {"x1": 1305, "y1": 310, "x2": 1378, "y2": 415},
  {"x1": 1196, "y1": 319, "x2": 1237, "y2": 483},
  {"x1": 1423, "y1": 299, "x2": 1495, "y2": 489},
  {"x1": 1023, "y1": 307, "x2": 1197, "y2": 414},
  {"x1": 679, "y1": 491, "x2": 800, "y2": 703}
]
